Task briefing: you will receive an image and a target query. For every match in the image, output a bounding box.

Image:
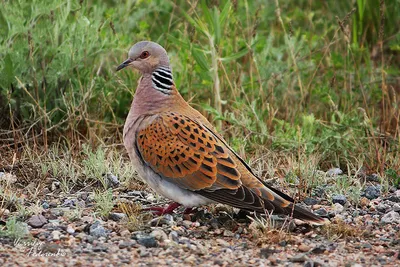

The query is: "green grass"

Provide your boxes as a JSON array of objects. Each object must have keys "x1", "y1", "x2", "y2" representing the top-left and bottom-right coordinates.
[{"x1": 0, "y1": 0, "x2": 399, "y2": 195}]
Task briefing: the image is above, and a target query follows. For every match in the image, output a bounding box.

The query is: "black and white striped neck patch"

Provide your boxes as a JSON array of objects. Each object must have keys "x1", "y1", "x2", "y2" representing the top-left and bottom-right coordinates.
[{"x1": 152, "y1": 67, "x2": 174, "y2": 94}]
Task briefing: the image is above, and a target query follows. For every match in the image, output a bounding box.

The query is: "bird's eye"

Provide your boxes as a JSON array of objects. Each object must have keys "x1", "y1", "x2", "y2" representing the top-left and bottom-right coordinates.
[{"x1": 140, "y1": 51, "x2": 150, "y2": 59}]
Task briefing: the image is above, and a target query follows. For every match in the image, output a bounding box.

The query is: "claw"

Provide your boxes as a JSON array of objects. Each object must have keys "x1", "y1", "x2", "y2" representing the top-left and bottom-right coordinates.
[{"x1": 143, "y1": 202, "x2": 181, "y2": 216}]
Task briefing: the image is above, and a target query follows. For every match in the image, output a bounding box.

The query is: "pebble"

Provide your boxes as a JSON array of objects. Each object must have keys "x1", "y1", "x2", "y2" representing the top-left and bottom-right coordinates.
[
  {"x1": 51, "y1": 230, "x2": 61, "y2": 241},
  {"x1": 315, "y1": 208, "x2": 328, "y2": 217},
  {"x1": 332, "y1": 194, "x2": 347, "y2": 205},
  {"x1": 27, "y1": 214, "x2": 48, "y2": 228},
  {"x1": 42, "y1": 202, "x2": 50, "y2": 209},
  {"x1": 381, "y1": 211, "x2": 400, "y2": 224},
  {"x1": 169, "y1": 231, "x2": 179, "y2": 243},
  {"x1": 67, "y1": 225, "x2": 75, "y2": 234},
  {"x1": 105, "y1": 173, "x2": 120, "y2": 187},
  {"x1": 290, "y1": 253, "x2": 309, "y2": 262},
  {"x1": 150, "y1": 229, "x2": 168, "y2": 241},
  {"x1": 119, "y1": 240, "x2": 136, "y2": 249},
  {"x1": 109, "y1": 212, "x2": 126, "y2": 222},
  {"x1": 216, "y1": 239, "x2": 230, "y2": 247},
  {"x1": 93, "y1": 245, "x2": 108, "y2": 252},
  {"x1": 393, "y1": 203, "x2": 400, "y2": 212},
  {"x1": 298, "y1": 243, "x2": 311, "y2": 252},
  {"x1": 89, "y1": 220, "x2": 108, "y2": 238},
  {"x1": 223, "y1": 229, "x2": 234, "y2": 237},
  {"x1": 359, "y1": 197, "x2": 370, "y2": 207},
  {"x1": 62, "y1": 199, "x2": 76, "y2": 207},
  {"x1": 137, "y1": 236, "x2": 158, "y2": 248},
  {"x1": 326, "y1": 168, "x2": 343, "y2": 177},
  {"x1": 182, "y1": 220, "x2": 197, "y2": 229},
  {"x1": 376, "y1": 203, "x2": 388, "y2": 213},
  {"x1": 260, "y1": 248, "x2": 278, "y2": 258},
  {"x1": 332, "y1": 203, "x2": 344, "y2": 214},
  {"x1": 364, "y1": 185, "x2": 381, "y2": 200},
  {"x1": 50, "y1": 207, "x2": 69, "y2": 217},
  {"x1": 303, "y1": 197, "x2": 319, "y2": 206},
  {"x1": 311, "y1": 245, "x2": 326, "y2": 254}
]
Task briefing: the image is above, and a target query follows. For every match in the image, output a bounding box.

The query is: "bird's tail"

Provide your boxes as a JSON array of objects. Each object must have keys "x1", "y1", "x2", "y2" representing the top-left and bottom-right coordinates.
[{"x1": 289, "y1": 204, "x2": 330, "y2": 225}]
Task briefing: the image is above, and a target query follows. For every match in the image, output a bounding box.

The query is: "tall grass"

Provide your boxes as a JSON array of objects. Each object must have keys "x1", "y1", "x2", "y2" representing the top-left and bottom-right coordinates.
[{"x1": 0, "y1": 0, "x2": 399, "y2": 185}]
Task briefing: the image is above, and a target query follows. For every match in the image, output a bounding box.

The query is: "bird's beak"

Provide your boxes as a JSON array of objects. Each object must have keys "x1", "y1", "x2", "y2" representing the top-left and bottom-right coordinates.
[{"x1": 116, "y1": 58, "x2": 133, "y2": 71}]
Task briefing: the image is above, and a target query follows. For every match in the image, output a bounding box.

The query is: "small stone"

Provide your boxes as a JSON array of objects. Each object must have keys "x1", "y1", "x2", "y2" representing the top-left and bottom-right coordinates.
[
  {"x1": 42, "y1": 202, "x2": 50, "y2": 209},
  {"x1": 62, "y1": 199, "x2": 76, "y2": 207},
  {"x1": 298, "y1": 244, "x2": 311, "y2": 252},
  {"x1": 89, "y1": 220, "x2": 108, "y2": 238},
  {"x1": 66, "y1": 225, "x2": 75, "y2": 234},
  {"x1": 315, "y1": 208, "x2": 328, "y2": 217},
  {"x1": 105, "y1": 173, "x2": 120, "y2": 188},
  {"x1": 184, "y1": 255, "x2": 196, "y2": 264},
  {"x1": 364, "y1": 185, "x2": 381, "y2": 200},
  {"x1": 268, "y1": 255, "x2": 277, "y2": 265},
  {"x1": 326, "y1": 168, "x2": 343, "y2": 177},
  {"x1": 393, "y1": 203, "x2": 400, "y2": 212},
  {"x1": 52, "y1": 230, "x2": 61, "y2": 241},
  {"x1": 119, "y1": 240, "x2": 136, "y2": 249},
  {"x1": 109, "y1": 212, "x2": 126, "y2": 222},
  {"x1": 137, "y1": 236, "x2": 158, "y2": 248},
  {"x1": 223, "y1": 229, "x2": 234, "y2": 237},
  {"x1": 260, "y1": 248, "x2": 278, "y2": 258},
  {"x1": 139, "y1": 247, "x2": 150, "y2": 257},
  {"x1": 332, "y1": 203, "x2": 344, "y2": 214},
  {"x1": 303, "y1": 197, "x2": 319, "y2": 206},
  {"x1": 376, "y1": 203, "x2": 388, "y2": 213},
  {"x1": 216, "y1": 238, "x2": 230, "y2": 247},
  {"x1": 290, "y1": 253, "x2": 309, "y2": 263},
  {"x1": 359, "y1": 197, "x2": 370, "y2": 207},
  {"x1": 332, "y1": 194, "x2": 347, "y2": 205},
  {"x1": 93, "y1": 245, "x2": 108, "y2": 252},
  {"x1": 169, "y1": 231, "x2": 179, "y2": 243},
  {"x1": 182, "y1": 220, "x2": 193, "y2": 228},
  {"x1": 50, "y1": 207, "x2": 69, "y2": 217},
  {"x1": 120, "y1": 230, "x2": 130, "y2": 237},
  {"x1": 381, "y1": 211, "x2": 400, "y2": 224},
  {"x1": 150, "y1": 229, "x2": 168, "y2": 241},
  {"x1": 27, "y1": 215, "x2": 48, "y2": 228},
  {"x1": 311, "y1": 245, "x2": 326, "y2": 254}
]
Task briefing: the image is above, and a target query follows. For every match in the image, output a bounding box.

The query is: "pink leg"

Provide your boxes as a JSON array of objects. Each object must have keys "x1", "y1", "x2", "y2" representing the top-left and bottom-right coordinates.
[{"x1": 143, "y1": 202, "x2": 181, "y2": 216}]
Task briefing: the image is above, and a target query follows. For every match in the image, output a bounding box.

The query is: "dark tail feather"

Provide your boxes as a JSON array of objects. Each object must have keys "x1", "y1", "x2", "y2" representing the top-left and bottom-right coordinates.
[{"x1": 289, "y1": 204, "x2": 329, "y2": 225}]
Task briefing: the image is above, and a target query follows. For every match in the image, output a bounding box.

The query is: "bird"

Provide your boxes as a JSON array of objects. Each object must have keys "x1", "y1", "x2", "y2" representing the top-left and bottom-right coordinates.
[{"x1": 117, "y1": 41, "x2": 328, "y2": 225}]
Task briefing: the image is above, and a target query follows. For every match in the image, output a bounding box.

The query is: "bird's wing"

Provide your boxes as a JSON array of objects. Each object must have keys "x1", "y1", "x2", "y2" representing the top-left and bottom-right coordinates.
[{"x1": 135, "y1": 112, "x2": 292, "y2": 213}]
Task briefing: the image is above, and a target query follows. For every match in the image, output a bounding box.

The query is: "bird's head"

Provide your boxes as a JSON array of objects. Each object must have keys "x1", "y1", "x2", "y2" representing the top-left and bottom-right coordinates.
[{"x1": 116, "y1": 41, "x2": 170, "y2": 74}]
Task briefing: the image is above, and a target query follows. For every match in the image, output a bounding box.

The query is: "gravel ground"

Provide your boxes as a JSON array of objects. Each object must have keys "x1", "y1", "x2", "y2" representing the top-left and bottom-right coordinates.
[{"x1": 0, "y1": 171, "x2": 399, "y2": 266}]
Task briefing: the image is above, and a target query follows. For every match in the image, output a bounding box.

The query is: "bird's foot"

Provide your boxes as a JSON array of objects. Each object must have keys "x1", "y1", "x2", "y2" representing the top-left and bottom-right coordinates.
[{"x1": 144, "y1": 202, "x2": 181, "y2": 216}]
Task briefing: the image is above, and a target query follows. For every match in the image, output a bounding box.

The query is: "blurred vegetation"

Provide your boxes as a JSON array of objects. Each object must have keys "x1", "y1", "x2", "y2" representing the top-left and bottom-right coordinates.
[{"x1": 0, "y1": 0, "x2": 399, "y2": 185}]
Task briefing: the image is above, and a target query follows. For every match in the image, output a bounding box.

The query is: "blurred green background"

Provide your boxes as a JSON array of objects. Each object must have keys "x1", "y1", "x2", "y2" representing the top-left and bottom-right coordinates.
[{"x1": 0, "y1": 0, "x2": 399, "y2": 183}]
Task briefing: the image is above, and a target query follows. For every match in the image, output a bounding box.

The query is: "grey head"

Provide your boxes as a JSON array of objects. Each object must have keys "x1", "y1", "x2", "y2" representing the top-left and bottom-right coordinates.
[{"x1": 116, "y1": 41, "x2": 170, "y2": 74}]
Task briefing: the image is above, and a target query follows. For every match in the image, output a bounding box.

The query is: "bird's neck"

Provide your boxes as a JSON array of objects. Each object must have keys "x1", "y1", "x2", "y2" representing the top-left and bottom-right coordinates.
[{"x1": 129, "y1": 67, "x2": 185, "y2": 116}]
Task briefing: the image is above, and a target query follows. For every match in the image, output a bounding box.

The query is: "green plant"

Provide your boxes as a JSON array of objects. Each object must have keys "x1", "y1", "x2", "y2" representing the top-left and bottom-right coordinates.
[
  {"x1": 0, "y1": 216, "x2": 29, "y2": 240},
  {"x1": 93, "y1": 189, "x2": 113, "y2": 218}
]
